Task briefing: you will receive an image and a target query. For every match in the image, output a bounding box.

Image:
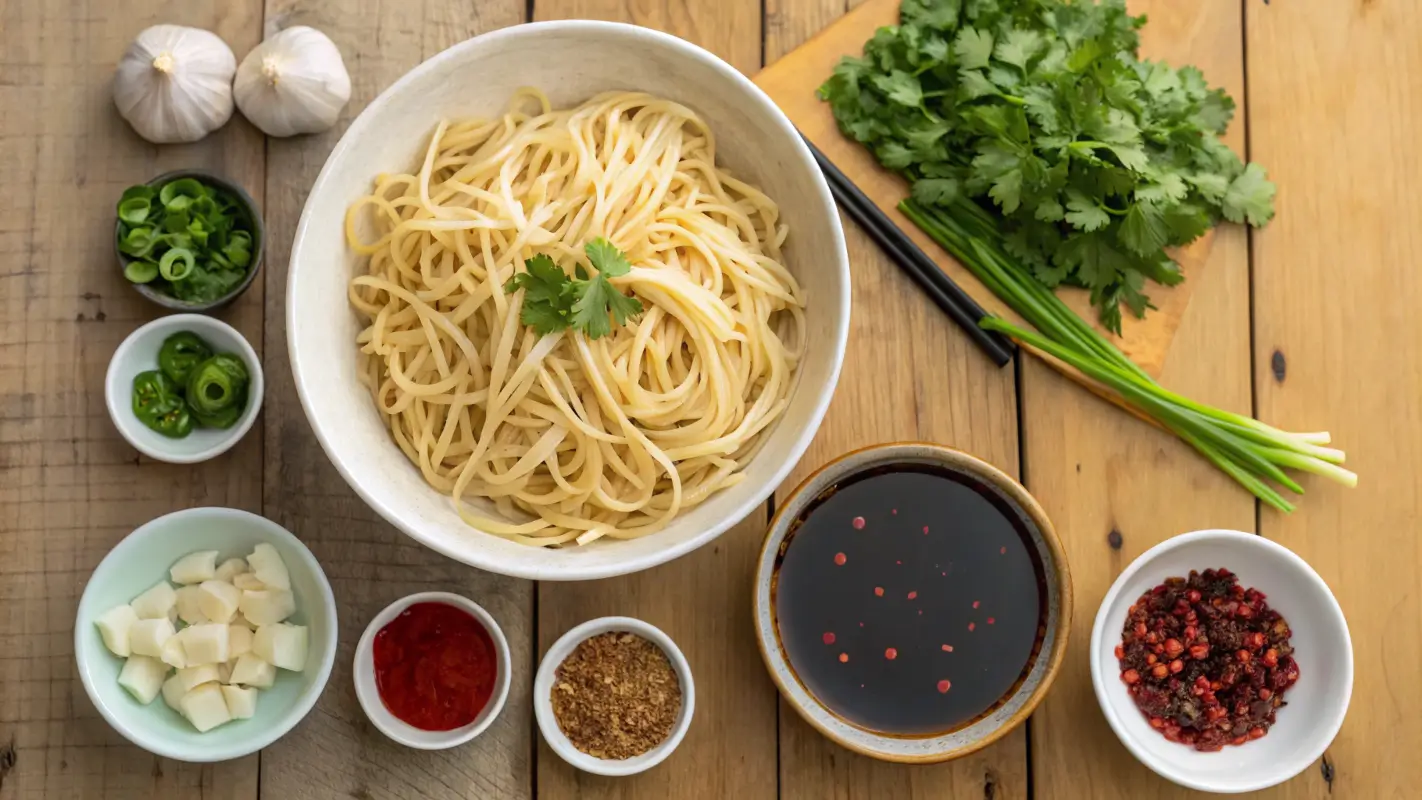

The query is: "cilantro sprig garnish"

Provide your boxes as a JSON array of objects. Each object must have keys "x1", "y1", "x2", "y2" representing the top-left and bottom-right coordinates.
[
  {"x1": 503, "y1": 238, "x2": 644, "y2": 339},
  {"x1": 819, "y1": 0, "x2": 1277, "y2": 333}
]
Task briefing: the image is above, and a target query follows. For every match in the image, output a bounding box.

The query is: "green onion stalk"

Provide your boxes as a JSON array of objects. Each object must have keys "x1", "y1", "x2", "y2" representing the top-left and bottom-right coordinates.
[{"x1": 900, "y1": 198, "x2": 1355, "y2": 512}]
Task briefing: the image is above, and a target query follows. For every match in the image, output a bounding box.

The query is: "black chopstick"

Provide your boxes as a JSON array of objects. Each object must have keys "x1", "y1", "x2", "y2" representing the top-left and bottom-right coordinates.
[{"x1": 803, "y1": 137, "x2": 1015, "y2": 367}]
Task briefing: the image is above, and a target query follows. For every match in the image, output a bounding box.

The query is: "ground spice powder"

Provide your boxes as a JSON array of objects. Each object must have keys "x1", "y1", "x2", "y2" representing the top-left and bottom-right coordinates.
[{"x1": 551, "y1": 631, "x2": 681, "y2": 759}]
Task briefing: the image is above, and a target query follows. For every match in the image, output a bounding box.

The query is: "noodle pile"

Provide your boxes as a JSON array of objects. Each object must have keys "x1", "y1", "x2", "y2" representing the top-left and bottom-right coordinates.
[{"x1": 346, "y1": 89, "x2": 805, "y2": 547}]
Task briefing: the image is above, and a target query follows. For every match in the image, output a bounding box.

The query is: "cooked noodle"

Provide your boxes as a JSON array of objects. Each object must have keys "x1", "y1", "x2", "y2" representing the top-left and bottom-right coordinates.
[{"x1": 346, "y1": 89, "x2": 804, "y2": 547}]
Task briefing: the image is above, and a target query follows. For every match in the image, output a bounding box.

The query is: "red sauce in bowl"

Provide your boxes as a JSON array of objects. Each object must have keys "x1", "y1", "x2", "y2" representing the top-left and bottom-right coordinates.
[{"x1": 373, "y1": 602, "x2": 498, "y2": 731}]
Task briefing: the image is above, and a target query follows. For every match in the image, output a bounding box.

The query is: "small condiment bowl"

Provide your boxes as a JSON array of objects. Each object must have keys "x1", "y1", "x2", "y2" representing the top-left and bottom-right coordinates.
[
  {"x1": 115, "y1": 169, "x2": 265, "y2": 312},
  {"x1": 105, "y1": 313, "x2": 264, "y2": 464},
  {"x1": 353, "y1": 591, "x2": 512, "y2": 750},
  {"x1": 75, "y1": 507, "x2": 338, "y2": 763},
  {"x1": 1091, "y1": 529, "x2": 1352, "y2": 794},
  {"x1": 534, "y1": 616, "x2": 696, "y2": 776},
  {"x1": 753, "y1": 442, "x2": 1072, "y2": 763}
]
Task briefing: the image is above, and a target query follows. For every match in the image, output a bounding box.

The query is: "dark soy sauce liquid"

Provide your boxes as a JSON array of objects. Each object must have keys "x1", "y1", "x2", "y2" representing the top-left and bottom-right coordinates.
[{"x1": 774, "y1": 464, "x2": 1047, "y2": 736}]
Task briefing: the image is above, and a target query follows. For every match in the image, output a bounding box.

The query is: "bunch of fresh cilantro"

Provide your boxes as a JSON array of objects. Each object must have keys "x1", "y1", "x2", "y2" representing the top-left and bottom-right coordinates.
[
  {"x1": 820, "y1": 0, "x2": 1276, "y2": 332},
  {"x1": 504, "y1": 238, "x2": 644, "y2": 339}
]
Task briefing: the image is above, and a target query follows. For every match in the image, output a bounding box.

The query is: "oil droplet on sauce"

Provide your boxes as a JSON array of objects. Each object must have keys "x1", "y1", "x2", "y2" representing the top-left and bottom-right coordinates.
[{"x1": 773, "y1": 464, "x2": 1046, "y2": 735}]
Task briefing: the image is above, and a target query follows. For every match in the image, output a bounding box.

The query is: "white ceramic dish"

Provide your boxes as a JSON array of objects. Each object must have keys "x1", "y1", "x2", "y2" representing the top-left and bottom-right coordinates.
[
  {"x1": 353, "y1": 592, "x2": 511, "y2": 750},
  {"x1": 534, "y1": 617, "x2": 694, "y2": 776},
  {"x1": 286, "y1": 20, "x2": 849, "y2": 580},
  {"x1": 105, "y1": 314, "x2": 264, "y2": 464},
  {"x1": 1091, "y1": 530, "x2": 1352, "y2": 794},
  {"x1": 75, "y1": 507, "x2": 337, "y2": 763}
]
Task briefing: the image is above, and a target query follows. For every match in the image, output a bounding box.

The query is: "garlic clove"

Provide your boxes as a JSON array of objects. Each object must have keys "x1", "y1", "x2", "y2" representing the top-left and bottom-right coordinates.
[
  {"x1": 235, "y1": 26, "x2": 351, "y2": 138},
  {"x1": 114, "y1": 25, "x2": 236, "y2": 144}
]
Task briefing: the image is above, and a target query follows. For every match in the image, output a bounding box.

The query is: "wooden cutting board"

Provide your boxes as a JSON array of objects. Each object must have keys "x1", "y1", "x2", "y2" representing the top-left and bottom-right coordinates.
[{"x1": 752, "y1": 0, "x2": 1217, "y2": 376}]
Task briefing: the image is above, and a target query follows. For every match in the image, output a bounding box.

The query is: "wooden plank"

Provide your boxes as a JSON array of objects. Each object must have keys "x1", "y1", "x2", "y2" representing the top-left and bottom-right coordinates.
[
  {"x1": 1246, "y1": 1, "x2": 1422, "y2": 797},
  {"x1": 529, "y1": 2, "x2": 777, "y2": 799},
  {"x1": 766, "y1": 3, "x2": 1026, "y2": 799},
  {"x1": 255, "y1": 2, "x2": 532, "y2": 799},
  {"x1": 754, "y1": 0, "x2": 1221, "y2": 377},
  {"x1": 1025, "y1": 2, "x2": 1260, "y2": 798},
  {"x1": 0, "y1": 1, "x2": 264, "y2": 797}
]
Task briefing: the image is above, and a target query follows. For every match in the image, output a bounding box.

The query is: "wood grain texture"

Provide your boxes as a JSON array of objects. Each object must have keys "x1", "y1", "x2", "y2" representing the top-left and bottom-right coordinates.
[
  {"x1": 753, "y1": 0, "x2": 1219, "y2": 376},
  {"x1": 1026, "y1": 2, "x2": 1263, "y2": 798},
  {"x1": 529, "y1": 2, "x2": 779, "y2": 799},
  {"x1": 255, "y1": 2, "x2": 532, "y2": 799},
  {"x1": 766, "y1": 5, "x2": 1024, "y2": 799},
  {"x1": 1247, "y1": 1, "x2": 1422, "y2": 797},
  {"x1": 0, "y1": 1, "x2": 263, "y2": 797}
]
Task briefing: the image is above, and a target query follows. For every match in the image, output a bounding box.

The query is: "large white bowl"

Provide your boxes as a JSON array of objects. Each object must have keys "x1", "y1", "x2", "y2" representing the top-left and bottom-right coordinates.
[{"x1": 287, "y1": 21, "x2": 849, "y2": 580}]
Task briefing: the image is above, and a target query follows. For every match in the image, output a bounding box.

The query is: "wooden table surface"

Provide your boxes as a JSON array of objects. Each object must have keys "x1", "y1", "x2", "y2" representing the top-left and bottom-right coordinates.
[{"x1": 3, "y1": 0, "x2": 1417, "y2": 797}]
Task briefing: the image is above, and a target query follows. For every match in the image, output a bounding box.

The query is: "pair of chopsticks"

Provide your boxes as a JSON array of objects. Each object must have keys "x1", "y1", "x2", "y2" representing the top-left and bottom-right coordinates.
[{"x1": 804, "y1": 138, "x2": 1014, "y2": 367}]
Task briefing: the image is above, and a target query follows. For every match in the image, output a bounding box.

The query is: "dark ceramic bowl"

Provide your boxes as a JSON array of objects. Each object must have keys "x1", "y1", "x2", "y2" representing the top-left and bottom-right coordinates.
[{"x1": 114, "y1": 169, "x2": 264, "y2": 312}]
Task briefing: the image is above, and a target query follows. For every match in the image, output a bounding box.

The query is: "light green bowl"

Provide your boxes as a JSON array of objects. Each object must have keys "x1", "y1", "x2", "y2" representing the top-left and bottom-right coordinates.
[{"x1": 75, "y1": 507, "x2": 338, "y2": 762}]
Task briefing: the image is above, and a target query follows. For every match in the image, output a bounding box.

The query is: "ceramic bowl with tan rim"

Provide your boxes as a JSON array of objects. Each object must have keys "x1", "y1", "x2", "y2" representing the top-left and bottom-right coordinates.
[{"x1": 752, "y1": 442, "x2": 1071, "y2": 763}]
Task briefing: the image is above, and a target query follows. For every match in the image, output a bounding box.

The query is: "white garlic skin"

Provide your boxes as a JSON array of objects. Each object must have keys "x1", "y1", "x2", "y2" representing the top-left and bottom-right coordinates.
[
  {"x1": 234, "y1": 26, "x2": 352, "y2": 138},
  {"x1": 114, "y1": 25, "x2": 237, "y2": 144}
]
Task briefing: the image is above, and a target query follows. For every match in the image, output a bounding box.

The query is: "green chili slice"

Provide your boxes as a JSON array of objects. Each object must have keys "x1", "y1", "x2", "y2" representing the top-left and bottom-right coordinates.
[
  {"x1": 159, "y1": 247, "x2": 196, "y2": 281},
  {"x1": 158, "y1": 331, "x2": 213, "y2": 384},
  {"x1": 208, "y1": 353, "x2": 250, "y2": 388},
  {"x1": 124, "y1": 259, "x2": 160, "y2": 284},
  {"x1": 186, "y1": 355, "x2": 247, "y2": 415},
  {"x1": 193, "y1": 404, "x2": 243, "y2": 429},
  {"x1": 132, "y1": 370, "x2": 192, "y2": 437}
]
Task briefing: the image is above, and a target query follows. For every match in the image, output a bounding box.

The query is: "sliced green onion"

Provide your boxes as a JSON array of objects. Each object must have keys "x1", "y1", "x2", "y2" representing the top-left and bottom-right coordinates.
[
  {"x1": 159, "y1": 247, "x2": 196, "y2": 281},
  {"x1": 124, "y1": 259, "x2": 159, "y2": 284},
  {"x1": 159, "y1": 178, "x2": 206, "y2": 210},
  {"x1": 117, "y1": 197, "x2": 151, "y2": 225}
]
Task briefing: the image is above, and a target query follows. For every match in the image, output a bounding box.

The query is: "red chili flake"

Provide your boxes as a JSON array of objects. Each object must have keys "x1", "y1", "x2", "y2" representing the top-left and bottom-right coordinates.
[
  {"x1": 851, "y1": 516, "x2": 866, "y2": 530},
  {"x1": 884, "y1": 648, "x2": 898, "y2": 660},
  {"x1": 937, "y1": 679, "x2": 952, "y2": 693},
  {"x1": 833, "y1": 552, "x2": 847, "y2": 566},
  {"x1": 917, "y1": 609, "x2": 923, "y2": 615},
  {"x1": 1000, "y1": 546, "x2": 1007, "y2": 554},
  {"x1": 907, "y1": 591, "x2": 918, "y2": 600},
  {"x1": 838, "y1": 653, "x2": 849, "y2": 663},
  {"x1": 941, "y1": 644, "x2": 953, "y2": 652},
  {"x1": 891, "y1": 508, "x2": 898, "y2": 515},
  {"x1": 822, "y1": 632, "x2": 836, "y2": 645},
  {"x1": 895, "y1": 560, "x2": 902, "y2": 565},
  {"x1": 941, "y1": 571, "x2": 947, "y2": 576},
  {"x1": 968, "y1": 622, "x2": 976, "y2": 631},
  {"x1": 972, "y1": 600, "x2": 980, "y2": 609},
  {"x1": 873, "y1": 586, "x2": 884, "y2": 597},
  {"x1": 922, "y1": 525, "x2": 930, "y2": 534},
  {"x1": 859, "y1": 622, "x2": 865, "y2": 627},
  {"x1": 987, "y1": 617, "x2": 996, "y2": 625}
]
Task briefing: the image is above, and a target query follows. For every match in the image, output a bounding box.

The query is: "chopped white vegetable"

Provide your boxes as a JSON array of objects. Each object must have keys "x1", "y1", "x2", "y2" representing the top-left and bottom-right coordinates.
[
  {"x1": 176, "y1": 663, "x2": 220, "y2": 692},
  {"x1": 231, "y1": 613, "x2": 256, "y2": 631},
  {"x1": 159, "y1": 633, "x2": 187, "y2": 669},
  {"x1": 197, "y1": 580, "x2": 241, "y2": 624},
  {"x1": 214, "y1": 557, "x2": 248, "y2": 582},
  {"x1": 129, "y1": 581, "x2": 177, "y2": 620},
  {"x1": 246, "y1": 543, "x2": 291, "y2": 591},
  {"x1": 221, "y1": 684, "x2": 257, "y2": 719},
  {"x1": 128, "y1": 617, "x2": 176, "y2": 658},
  {"x1": 95, "y1": 604, "x2": 139, "y2": 657},
  {"x1": 232, "y1": 572, "x2": 266, "y2": 591},
  {"x1": 253, "y1": 623, "x2": 308, "y2": 672},
  {"x1": 167, "y1": 605, "x2": 178, "y2": 626},
  {"x1": 228, "y1": 653, "x2": 276, "y2": 688},
  {"x1": 169, "y1": 550, "x2": 219, "y2": 585},
  {"x1": 239, "y1": 589, "x2": 295, "y2": 625},
  {"x1": 180, "y1": 683, "x2": 232, "y2": 732},
  {"x1": 217, "y1": 661, "x2": 232, "y2": 684},
  {"x1": 228, "y1": 625, "x2": 254, "y2": 660},
  {"x1": 178, "y1": 623, "x2": 229, "y2": 665},
  {"x1": 161, "y1": 673, "x2": 187, "y2": 714},
  {"x1": 174, "y1": 585, "x2": 209, "y2": 625},
  {"x1": 118, "y1": 655, "x2": 167, "y2": 704}
]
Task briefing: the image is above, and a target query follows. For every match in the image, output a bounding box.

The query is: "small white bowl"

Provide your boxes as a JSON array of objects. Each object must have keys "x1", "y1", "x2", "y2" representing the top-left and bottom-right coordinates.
[
  {"x1": 1091, "y1": 530, "x2": 1353, "y2": 794},
  {"x1": 75, "y1": 507, "x2": 338, "y2": 763},
  {"x1": 353, "y1": 592, "x2": 512, "y2": 749},
  {"x1": 534, "y1": 617, "x2": 695, "y2": 776},
  {"x1": 105, "y1": 313, "x2": 264, "y2": 463}
]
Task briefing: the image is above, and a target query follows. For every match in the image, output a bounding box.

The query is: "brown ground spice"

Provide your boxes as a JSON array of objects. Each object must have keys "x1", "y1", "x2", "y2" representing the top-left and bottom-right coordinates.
[{"x1": 551, "y1": 631, "x2": 682, "y2": 759}]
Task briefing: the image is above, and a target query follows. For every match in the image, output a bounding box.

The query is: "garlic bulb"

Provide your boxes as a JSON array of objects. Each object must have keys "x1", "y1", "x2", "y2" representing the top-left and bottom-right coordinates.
[
  {"x1": 114, "y1": 25, "x2": 237, "y2": 144},
  {"x1": 234, "y1": 27, "x2": 351, "y2": 138}
]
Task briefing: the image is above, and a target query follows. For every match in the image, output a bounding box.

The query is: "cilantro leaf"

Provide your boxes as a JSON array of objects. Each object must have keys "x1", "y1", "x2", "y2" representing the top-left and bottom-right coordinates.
[
  {"x1": 571, "y1": 273, "x2": 643, "y2": 340},
  {"x1": 1222, "y1": 162, "x2": 1277, "y2": 227},
  {"x1": 953, "y1": 27, "x2": 994, "y2": 70},
  {"x1": 994, "y1": 29, "x2": 1043, "y2": 70},
  {"x1": 506, "y1": 240, "x2": 643, "y2": 339},
  {"x1": 585, "y1": 237, "x2": 632, "y2": 277},
  {"x1": 912, "y1": 177, "x2": 962, "y2": 207},
  {"x1": 1118, "y1": 203, "x2": 1169, "y2": 256},
  {"x1": 1064, "y1": 193, "x2": 1110, "y2": 232}
]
